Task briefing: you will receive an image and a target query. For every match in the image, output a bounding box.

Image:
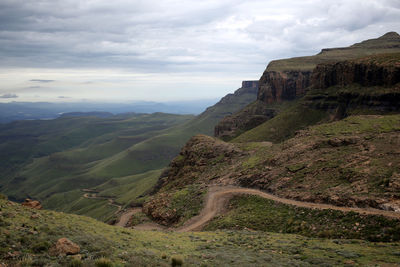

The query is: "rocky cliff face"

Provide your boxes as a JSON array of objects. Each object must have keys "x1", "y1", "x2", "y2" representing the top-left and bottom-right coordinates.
[
  {"x1": 215, "y1": 81, "x2": 258, "y2": 106},
  {"x1": 311, "y1": 55, "x2": 400, "y2": 89},
  {"x1": 241, "y1": 80, "x2": 259, "y2": 89},
  {"x1": 257, "y1": 70, "x2": 312, "y2": 103},
  {"x1": 306, "y1": 53, "x2": 400, "y2": 115},
  {"x1": 214, "y1": 71, "x2": 312, "y2": 139},
  {"x1": 214, "y1": 33, "x2": 400, "y2": 140},
  {"x1": 257, "y1": 32, "x2": 400, "y2": 104}
]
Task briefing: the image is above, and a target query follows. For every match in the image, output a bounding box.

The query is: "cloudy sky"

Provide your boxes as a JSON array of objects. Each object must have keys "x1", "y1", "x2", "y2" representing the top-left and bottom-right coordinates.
[{"x1": 0, "y1": 0, "x2": 399, "y2": 102}]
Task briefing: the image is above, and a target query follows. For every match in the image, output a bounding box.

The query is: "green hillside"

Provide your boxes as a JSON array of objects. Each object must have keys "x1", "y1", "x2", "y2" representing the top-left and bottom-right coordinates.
[
  {"x1": 0, "y1": 113, "x2": 192, "y2": 218},
  {"x1": 0, "y1": 84, "x2": 257, "y2": 221}
]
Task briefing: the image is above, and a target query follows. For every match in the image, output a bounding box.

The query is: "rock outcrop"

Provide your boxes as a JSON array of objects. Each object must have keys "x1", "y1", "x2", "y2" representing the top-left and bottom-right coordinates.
[
  {"x1": 49, "y1": 238, "x2": 80, "y2": 256},
  {"x1": 305, "y1": 53, "x2": 400, "y2": 115},
  {"x1": 241, "y1": 80, "x2": 259, "y2": 89},
  {"x1": 257, "y1": 32, "x2": 400, "y2": 104},
  {"x1": 159, "y1": 134, "x2": 243, "y2": 188},
  {"x1": 257, "y1": 70, "x2": 312, "y2": 103},
  {"x1": 311, "y1": 54, "x2": 400, "y2": 89},
  {"x1": 210, "y1": 81, "x2": 258, "y2": 106},
  {"x1": 21, "y1": 199, "x2": 42, "y2": 210}
]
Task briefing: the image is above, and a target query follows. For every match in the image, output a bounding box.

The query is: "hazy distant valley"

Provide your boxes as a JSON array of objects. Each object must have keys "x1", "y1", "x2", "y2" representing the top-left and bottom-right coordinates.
[{"x1": 0, "y1": 99, "x2": 220, "y2": 123}]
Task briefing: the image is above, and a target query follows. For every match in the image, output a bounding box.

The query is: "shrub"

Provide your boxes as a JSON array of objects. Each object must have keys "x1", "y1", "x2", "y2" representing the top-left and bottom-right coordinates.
[
  {"x1": 171, "y1": 255, "x2": 184, "y2": 266},
  {"x1": 19, "y1": 255, "x2": 33, "y2": 266},
  {"x1": 68, "y1": 258, "x2": 83, "y2": 267},
  {"x1": 32, "y1": 240, "x2": 51, "y2": 253},
  {"x1": 0, "y1": 193, "x2": 7, "y2": 200},
  {"x1": 95, "y1": 257, "x2": 113, "y2": 267}
]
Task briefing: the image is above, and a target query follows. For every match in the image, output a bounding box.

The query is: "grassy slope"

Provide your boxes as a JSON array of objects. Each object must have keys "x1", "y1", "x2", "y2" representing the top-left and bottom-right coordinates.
[
  {"x1": 232, "y1": 100, "x2": 329, "y2": 143},
  {"x1": 1, "y1": 199, "x2": 400, "y2": 266},
  {"x1": 205, "y1": 195, "x2": 400, "y2": 242},
  {"x1": 1, "y1": 113, "x2": 193, "y2": 200},
  {"x1": 0, "y1": 86, "x2": 257, "y2": 221},
  {"x1": 43, "y1": 169, "x2": 162, "y2": 222},
  {"x1": 233, "y1": 114, "x2": 400, "y2": 201}
]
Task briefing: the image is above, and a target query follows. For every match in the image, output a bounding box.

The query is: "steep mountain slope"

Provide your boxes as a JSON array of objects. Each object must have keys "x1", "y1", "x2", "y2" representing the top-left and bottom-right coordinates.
[
  {"x1": 145, "y1": 114, "x2": 400, "y2": 236},
  {"x1": 234, "y1": 52, "x2": 400, "y2": 143},
  {"x1": 216, "y1": 32, "x2": 400, "y2": 140},
  {"x1": 144, "y1": 45, "x2": 400, "y2": 238},
  {"x1": 0, "y1": 82, "x2": 257, "y2": 221}
]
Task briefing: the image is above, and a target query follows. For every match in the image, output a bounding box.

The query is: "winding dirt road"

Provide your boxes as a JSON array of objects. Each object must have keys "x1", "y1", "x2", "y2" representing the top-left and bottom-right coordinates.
[
  {"x1": 175, "y1": 186, "x2": 400, "y2": 232},
  {"x1": 83, "y1": 186, "x2": 400, "y2": 232},
  {"x1": 82, "y1": 190, "x2": 122, "y2": 213},
  {"x1": 115, "y1": 208, "x2": 141, "y2": 227},
  {"x1": 81, "y1": 189, "x2": 164, "y2": 228}
]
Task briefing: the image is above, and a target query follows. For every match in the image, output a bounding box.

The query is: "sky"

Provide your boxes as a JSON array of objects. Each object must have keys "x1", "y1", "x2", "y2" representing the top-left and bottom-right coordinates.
[{"x1": 0, "y1": 0, "x2": 399, "y2": 103}]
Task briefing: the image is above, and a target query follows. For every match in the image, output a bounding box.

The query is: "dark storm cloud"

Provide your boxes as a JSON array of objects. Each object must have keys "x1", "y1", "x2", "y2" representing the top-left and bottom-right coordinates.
[{"x1": 0, "y1": 93, "x2": 18, "y2": 98}]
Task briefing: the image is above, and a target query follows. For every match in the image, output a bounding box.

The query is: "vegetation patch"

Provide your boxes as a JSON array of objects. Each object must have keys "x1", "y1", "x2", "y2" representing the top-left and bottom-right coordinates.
[
  {"x1": 233, "y1": 102, "x2": 329, "y2": 143},
  {"x1": 241, "y1": 156, "x2": 261, "y2": 170},
  {"x1": 170, "y1": 185, "x2": 207, "y2": 225},
  {"x1": 205, "y1": 195, "x2": 400, "y2": 242},
  {"x1": 311, "y1": 114, "x2": 400, "y2": 136},
  {"x1": 2, "y1": 199, "x2": 400, "y2": 266}
]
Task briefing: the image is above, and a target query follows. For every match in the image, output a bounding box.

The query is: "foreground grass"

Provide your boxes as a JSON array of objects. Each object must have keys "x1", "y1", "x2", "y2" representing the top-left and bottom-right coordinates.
[{"x1": 1, "y1": 199, "x2": 400, "y2": 266}]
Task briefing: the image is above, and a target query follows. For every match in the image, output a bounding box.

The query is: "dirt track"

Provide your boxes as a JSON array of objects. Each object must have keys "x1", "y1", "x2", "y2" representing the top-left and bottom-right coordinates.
[
  {"x1": 84, "y1": 186, "x2": 400, "y2": 232},
  {"x1": 82, "y1": 190, "x2": 122, "y2": 213},
  {"x1": 176, "y1": 186, "x2": 400, "y2": 232},
  {"x1": 115, "y1": 208, "x2": 141, "y2": 227}
]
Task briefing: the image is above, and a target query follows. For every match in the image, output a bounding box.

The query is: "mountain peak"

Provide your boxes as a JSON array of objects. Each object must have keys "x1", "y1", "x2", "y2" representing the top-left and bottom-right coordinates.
[{"x1": 378, "y1": 31, "x2": 400, "y2": 40}]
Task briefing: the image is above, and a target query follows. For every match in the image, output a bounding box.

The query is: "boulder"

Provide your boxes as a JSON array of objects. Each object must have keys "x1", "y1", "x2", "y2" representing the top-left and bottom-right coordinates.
[
  {"x1": 49, "y1": 238, "x2": 80, "y2": 256},
  {"x1": 21, "y1": 199, "x2": 42, "y2": 210}
]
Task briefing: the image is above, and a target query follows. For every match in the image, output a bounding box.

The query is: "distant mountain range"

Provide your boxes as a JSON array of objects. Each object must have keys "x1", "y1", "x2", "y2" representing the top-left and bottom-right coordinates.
[{"x1": 0, "y1": 99, "x2": 219, "y2": 123}]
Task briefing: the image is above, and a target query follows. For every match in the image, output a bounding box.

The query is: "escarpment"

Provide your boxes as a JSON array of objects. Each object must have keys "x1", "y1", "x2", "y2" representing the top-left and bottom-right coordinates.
[
  {"x1": 312, "y1": 53, "x2": 400, "y2": 89},
  {"x1": 214, "y1": 33, "x2": 400, "y2": 140},
  {"x1": 215, "y1": 33, "x2": 400, "y2": 140},
  {"x1": 306, "y1": 53, "x2": 400, "y2": 114},
  {"x1": 258, "y1": 70, "x2": 312, "y2": 103},
  {"x1": 257, "y1": 32, "x2": 400, "y2": 104}
]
